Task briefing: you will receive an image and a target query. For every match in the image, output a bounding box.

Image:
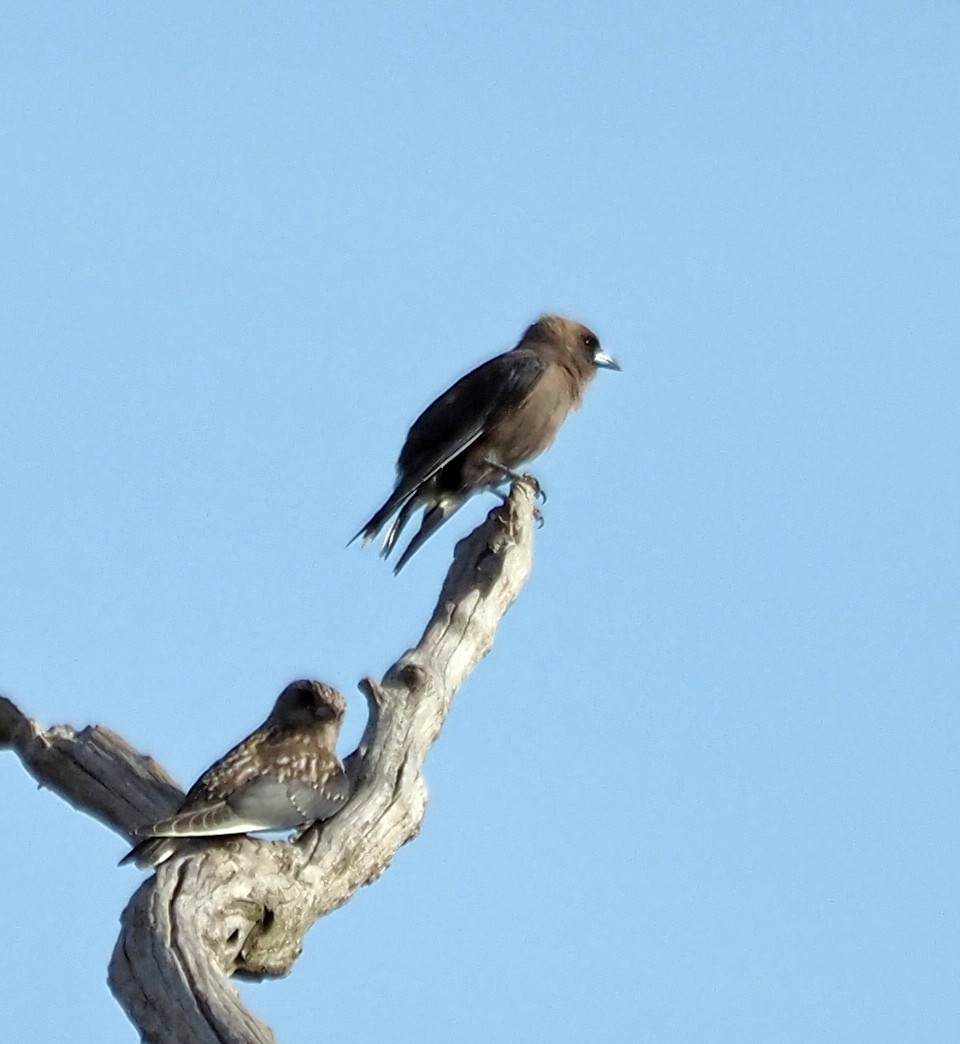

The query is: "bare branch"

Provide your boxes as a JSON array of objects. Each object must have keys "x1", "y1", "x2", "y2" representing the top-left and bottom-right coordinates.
[
  {"x1": 1, "y1": 480, "x2": 537, "y2": 1044},
  {"x1": 0, "y1": 699, "x2": 183, "y2": 831}
]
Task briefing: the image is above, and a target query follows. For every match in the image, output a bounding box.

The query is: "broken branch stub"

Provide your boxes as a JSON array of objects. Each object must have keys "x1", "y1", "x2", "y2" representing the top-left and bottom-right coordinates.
[{"x1": 1, "y1": 480, "x2": 537, "y2": 1044}]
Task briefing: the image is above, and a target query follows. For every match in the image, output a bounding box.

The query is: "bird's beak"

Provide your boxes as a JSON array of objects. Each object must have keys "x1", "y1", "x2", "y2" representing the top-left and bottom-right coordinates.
[{"x1": 594, "y1": 350, "x2": 621, "y2": 372}]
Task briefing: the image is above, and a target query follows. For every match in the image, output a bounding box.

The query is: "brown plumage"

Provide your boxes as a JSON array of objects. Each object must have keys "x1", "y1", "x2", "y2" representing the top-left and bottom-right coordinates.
[
  {"x1": 352, "y1": 314, "x2": 620, "y2": 571},
  {"x1": 120, "y1": 680, "x2": 350, "y2": 868}
]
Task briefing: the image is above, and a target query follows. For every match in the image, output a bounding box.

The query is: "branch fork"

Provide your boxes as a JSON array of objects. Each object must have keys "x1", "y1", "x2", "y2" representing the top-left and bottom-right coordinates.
[{"x1": 1, "y1": 481, "x2": 537, "y2": 1044}]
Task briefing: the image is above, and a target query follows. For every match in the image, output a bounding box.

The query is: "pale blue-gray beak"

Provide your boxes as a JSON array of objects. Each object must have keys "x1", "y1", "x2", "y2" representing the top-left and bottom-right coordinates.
[{"x1": 594, "y1": 349, "x2": 621, "y2": 371}]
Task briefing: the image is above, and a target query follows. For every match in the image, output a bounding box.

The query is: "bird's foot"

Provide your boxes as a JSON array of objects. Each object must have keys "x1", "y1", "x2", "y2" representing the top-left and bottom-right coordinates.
[
  {"x1": 482, "y1": 459, "x2": 547, "y2": 503},
  {"x1": 519, "y1": 472, "x2": 547, "y2": 504}
]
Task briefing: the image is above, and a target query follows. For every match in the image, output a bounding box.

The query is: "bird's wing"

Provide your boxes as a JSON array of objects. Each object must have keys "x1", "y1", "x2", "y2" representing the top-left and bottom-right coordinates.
[
  {"x1": 350, "y1": 349, "x2": 548, "y2": 546},
  {"x1": 122, "y1": 762, "x2": 349, "y2": 863},
  {"x1": 139, "y1": 796, "x2": 274, "y2": 838},
  {"x1": 179, "y1": 729, "x2": 279, "y2": 804},
  {"x1": 397, "y1": 349, "x2": 548, "y2": 496},
  {"x1": 227, "y1": 769, "x2": 350, "y2": 826},
  {"x1": 285, "y1": 772, "x2": 351, "y2": 822}
]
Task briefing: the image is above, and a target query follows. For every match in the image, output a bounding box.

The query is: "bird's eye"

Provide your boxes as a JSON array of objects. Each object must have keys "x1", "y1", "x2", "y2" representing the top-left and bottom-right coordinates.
[{"x1": 583, "y1": 334, "x2": 599, "y2": 351}]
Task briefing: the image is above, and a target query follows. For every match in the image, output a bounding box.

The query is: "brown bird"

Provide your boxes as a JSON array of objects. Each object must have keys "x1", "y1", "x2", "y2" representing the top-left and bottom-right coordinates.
[
  {"x1": 352, "y1": 314, "x2": 620, "y2": 571},
  {"x1": 120, "y1": 680, "x2": 350, "y2": 868}
]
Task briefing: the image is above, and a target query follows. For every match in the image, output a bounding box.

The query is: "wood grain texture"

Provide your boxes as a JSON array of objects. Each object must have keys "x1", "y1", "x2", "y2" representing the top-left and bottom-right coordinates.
[{"x1": 1, "y1": 479, "x2": 537, "y2": 1043}]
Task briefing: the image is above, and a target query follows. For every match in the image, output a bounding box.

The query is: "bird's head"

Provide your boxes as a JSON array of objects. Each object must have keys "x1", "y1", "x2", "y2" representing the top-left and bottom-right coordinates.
[
  {"x1": 270, "y1": 679, "x2": 347, "y2": 730},
  {"x1": 521, "y1": 315, "x2": 621, "y2": 375}
]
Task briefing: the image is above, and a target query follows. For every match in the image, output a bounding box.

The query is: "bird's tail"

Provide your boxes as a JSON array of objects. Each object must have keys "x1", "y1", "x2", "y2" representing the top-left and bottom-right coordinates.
[
  {"x1": 119, "y1": 836, "x2": 180, "y2": 869},
  {"x1": 380, "y1": 493, "x2": 422, "y2": 558},
  {"x1": 348, "y1": 489, "x2": 411, "y2": 548},
  {"x1": 393, "y1": 495, "x2": 466, "y2": 573}
]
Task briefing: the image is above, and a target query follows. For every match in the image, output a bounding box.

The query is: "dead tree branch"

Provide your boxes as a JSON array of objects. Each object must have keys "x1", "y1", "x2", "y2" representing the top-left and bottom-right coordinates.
[{"x1": 0, "y1": 481, "x2": 537, "y2": 1044}]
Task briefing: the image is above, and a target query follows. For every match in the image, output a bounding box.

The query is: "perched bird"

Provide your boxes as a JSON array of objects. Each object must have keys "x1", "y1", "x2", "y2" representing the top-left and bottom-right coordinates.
[
  {"x1": 120, "y1": 680, "x2": 350, "y2": 868},
  {"x1": 352, "y1": 314, "x2": 620, "y2": 571}
]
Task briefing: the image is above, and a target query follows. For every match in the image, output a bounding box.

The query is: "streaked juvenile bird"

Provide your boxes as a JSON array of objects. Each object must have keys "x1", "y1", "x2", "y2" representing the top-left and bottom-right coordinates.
[
  {"x1": 120, "y1": 679, "x2": 350, "y2": 868},
  {"x1": 352, "y1": 314, "x2": 620, "y2": 571}
]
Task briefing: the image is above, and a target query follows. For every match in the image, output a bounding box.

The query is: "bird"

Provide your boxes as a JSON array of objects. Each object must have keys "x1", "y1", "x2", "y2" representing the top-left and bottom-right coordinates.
[
  {"x1": 120, "y1": 679, "x2": 350, "y2": 868},
  {"x1": 352, "y1": 314, "x2": 620, "y2": 571}
]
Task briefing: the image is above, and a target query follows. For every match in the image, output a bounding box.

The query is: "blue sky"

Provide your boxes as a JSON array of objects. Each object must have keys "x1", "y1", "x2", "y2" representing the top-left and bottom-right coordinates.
[{"x1": 2, "y1": 3, "x2": 959, "y2": 1041}]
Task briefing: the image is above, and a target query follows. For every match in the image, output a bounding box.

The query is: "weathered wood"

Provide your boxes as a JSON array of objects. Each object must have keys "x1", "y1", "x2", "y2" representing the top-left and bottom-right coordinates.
[{"x1": 0, "y1": 480, "x2": 537, "y2": 1043}]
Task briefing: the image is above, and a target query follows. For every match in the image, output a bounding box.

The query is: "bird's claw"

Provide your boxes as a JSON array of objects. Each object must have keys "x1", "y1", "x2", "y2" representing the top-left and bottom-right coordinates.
[{"x1": 520, "y1": 472, "x2": 547, "y2": 504}]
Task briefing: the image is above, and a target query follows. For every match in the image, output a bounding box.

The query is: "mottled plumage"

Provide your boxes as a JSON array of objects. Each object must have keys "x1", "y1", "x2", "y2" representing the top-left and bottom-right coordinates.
[
  {"x1": 353, "y1": 314, "x2": 620, "y2": 571},
  {"x1": 121, "y1": 680, "x2": 349, "y2": 868}
]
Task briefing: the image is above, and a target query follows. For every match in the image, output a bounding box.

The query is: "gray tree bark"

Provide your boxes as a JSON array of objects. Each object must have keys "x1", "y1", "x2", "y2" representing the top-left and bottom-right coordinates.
[{"x1": 0, "y1": 482, "x2": 537, "y2": 1044}]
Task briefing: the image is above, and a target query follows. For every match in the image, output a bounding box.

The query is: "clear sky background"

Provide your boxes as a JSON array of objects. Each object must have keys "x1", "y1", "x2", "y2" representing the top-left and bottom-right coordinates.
[{"x1": 2, "y1": 3, "x2": 958, "y2": 1042}]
